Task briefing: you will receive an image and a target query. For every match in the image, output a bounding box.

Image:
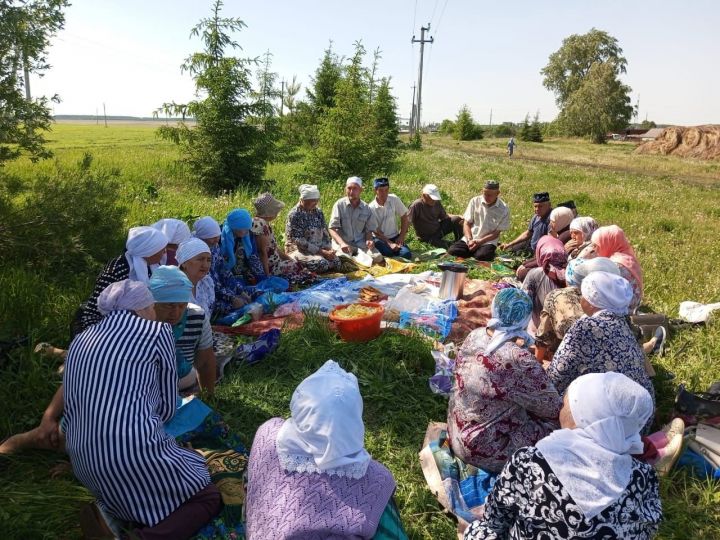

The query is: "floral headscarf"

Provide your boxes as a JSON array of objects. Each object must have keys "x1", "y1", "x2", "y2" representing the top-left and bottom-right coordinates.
[
  {"x1": 485, "y1": 288, "x2": 534, "y2": 355},
  {"x1": 569, "y1": 216, "x2": 599, "y2": 242},
  {"x1": 535, "y1": 235, "x2": 568, "y2": 285}
]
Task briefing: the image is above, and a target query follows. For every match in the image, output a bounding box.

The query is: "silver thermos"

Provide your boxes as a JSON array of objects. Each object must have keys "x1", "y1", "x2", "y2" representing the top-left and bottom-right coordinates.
[{"x1": 437, "y1": 262, "x2": 468, "y2": 300}]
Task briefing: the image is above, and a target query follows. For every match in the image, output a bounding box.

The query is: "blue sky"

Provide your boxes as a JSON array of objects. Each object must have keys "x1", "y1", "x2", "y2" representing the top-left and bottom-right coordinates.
[{"x1": 34, "y1": 0, "x2": 720, "y2": 125}]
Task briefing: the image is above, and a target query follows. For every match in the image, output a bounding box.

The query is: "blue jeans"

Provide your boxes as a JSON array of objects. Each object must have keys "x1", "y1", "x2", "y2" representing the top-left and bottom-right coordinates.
[{"x1": 374, "y1": 236, "x2": 412, "y2": 259}]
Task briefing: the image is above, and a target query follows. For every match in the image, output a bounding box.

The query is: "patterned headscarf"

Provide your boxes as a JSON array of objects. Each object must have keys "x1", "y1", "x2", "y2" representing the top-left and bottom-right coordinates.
[
  {"x1": 253, "y1": 192, "x2": 285, "y2": 218},
  {"x1": 565, "y1": 256, "x2": 620, "y2": 288},
  {"x1": 591, "y1": 225, "x2": 643, "y2": 292},
  {"x1": 485, "y1": 288, "x2": 534, "y2": 355},
  {"x1": 220, "y1": 209, "x2": 254, "y2": 271},
  {"x1": 535, "y1": 235, "x2": 568, "y2": 285},
  {"x1": 569, "y1": 216, "x2": 599, "y2": 242}
]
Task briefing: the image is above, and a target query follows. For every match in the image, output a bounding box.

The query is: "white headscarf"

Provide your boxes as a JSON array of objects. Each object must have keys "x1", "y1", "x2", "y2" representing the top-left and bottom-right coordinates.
[
  {"x1": 275, "y1": 360, "x2": 371, "y2": 479},
  {"x1": 97, "y1": 279, "x2": 154, "y2": 316},
  {"x1": 125, "y1": 226, "x2": 167, "y2": 284},
  {"x1": 152, "y1": 218, "x2": 192, "y2": 245},
  {"x1": 536, "y1": 372, "x2": 653, "y2": 519},
  {"x1": 580, "y1": 271, "x2": 633, "y2": 316},
  {"x1": 176, "y1": 238, "x2": 211, "y2": 266},
  {"x1": 192, "y1": 216, "x2": 221, "y2": 239},
  {"x1": 299, "y1": 184, "x2": 321, "y2": 200}
]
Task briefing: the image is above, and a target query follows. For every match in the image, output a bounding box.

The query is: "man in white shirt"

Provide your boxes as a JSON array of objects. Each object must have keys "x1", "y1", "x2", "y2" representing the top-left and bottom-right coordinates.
[
  {"x1": 448, "y1": 180, "x2": 510, "y2": 261},
  {"x1": 328, "y1": 176, "x2": 384, "y2": 265},
  {"x1": 368, "y1": 177, "x2": 412, "y2": 259}
]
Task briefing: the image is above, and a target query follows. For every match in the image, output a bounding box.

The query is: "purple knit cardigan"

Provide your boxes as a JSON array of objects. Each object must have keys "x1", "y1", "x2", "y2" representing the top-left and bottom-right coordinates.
[{"x1": 246, "y1": 418, "x2": 396, "y2": 539}]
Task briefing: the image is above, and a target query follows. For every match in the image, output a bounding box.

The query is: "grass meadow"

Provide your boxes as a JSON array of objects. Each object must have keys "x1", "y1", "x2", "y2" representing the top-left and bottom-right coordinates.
[{"x1": 1, "y1": 123, "x2": 720, "y2": 539}]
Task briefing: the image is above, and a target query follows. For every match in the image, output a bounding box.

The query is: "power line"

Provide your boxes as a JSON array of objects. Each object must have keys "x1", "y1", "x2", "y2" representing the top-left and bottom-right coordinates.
[{"x1": 433, "y1": 0, "x2": 449, "y2": 40}]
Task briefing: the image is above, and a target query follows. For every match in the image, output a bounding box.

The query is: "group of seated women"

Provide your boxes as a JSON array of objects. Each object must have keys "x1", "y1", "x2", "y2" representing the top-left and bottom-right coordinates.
[{"x1": 3, "y1": 188, "x2": 675, "y2": 539}]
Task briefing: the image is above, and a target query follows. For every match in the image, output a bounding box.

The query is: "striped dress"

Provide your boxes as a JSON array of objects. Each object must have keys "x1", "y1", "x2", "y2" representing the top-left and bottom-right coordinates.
[{"x1": 63, "y1": 310, "x2": 210, "y2": 526}]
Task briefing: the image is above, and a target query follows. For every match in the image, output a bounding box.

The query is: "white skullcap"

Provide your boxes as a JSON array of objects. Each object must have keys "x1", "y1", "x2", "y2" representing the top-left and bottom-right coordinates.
[
  {"x1": 299, "y1": 184, "x2": 321, "y2": 200},
  {"x1": 192, "y1": 216, "x2": 221, "y2": 239},
  {"x1": 581, "y1": 271, "x2": 633, "y2": 315},
  {"x1": 176, "y1": 238, "x2": 211, "y2": 266},
  {"x1": 152, "y1": 218, "x2": 192, "y2": 245},
  {"x1": 345, "y1": 176, "x2": 363, "y2": 188}
]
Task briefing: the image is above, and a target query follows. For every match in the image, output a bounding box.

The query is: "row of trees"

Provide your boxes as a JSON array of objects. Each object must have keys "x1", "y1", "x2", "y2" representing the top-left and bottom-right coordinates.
[
  {"x1": 155, "y1": 1, "x2": 399, "y2": 192},
  {"x1": 438, "y1": 108, "x2": 543, "y2": 142}
]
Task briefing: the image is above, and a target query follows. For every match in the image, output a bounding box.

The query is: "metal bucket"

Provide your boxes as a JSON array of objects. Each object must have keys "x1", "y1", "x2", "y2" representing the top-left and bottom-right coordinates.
[{"x1": 438, "y1": 262, "x2": 468, "y2": 300}]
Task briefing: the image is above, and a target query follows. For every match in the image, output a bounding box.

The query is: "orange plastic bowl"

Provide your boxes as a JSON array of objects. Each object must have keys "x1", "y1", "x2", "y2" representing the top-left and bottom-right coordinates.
[{"x1": 328, "y1": 302, "x2": 384, "y2": 342}]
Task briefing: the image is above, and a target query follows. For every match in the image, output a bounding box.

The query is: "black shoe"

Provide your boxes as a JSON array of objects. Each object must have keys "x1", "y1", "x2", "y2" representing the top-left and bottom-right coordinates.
[{"x1": 675, "y1": 384, "x2": 720, "y2": 419}]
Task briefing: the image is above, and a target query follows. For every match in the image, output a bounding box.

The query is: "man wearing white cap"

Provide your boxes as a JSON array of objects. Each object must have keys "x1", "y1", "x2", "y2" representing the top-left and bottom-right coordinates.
[
  {"x1": 328, "y1": 177, "x2": 384, "y2": 265},
  {"x1": 407, "y1": 184, "x2": 464, "y2": 248}
]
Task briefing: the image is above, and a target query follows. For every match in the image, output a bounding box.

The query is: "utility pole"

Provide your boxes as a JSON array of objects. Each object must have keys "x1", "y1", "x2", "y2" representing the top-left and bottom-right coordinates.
[
  {"x1": 103, "y1": 103, "x2": 107, "y2": 128},
  {"x1": 411, "y1": 23, "x2": 433, "y2": 134},
  {"x1": 409, "y1": 84, "x2": 416, "y2": 136},
  {"x1": 489, "y1": 108, "x2": 493, "y2": 129},
  {"x1": 23, "y1": 54, "x2": 31, "y2": 101}
]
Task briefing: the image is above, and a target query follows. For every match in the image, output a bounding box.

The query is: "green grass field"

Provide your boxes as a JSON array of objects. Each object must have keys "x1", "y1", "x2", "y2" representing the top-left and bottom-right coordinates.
[{"x1": 2, "y1": 123, "x2": 720, "y2": 539}]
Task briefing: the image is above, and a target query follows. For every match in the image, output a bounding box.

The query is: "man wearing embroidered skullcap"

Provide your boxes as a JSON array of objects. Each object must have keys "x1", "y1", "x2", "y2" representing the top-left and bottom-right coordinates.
[
  {"x1": 448, "y1": 179, "x2": 510, "y2": 261},
  {"x1": 368, "y1": 177, "x2": 412, "y2": 260},
  {"x1": 328, "y1": 177, "x2": 384, "y2": 265},
  {"x1": 284, "y1": 184, "x2": 342, "y2": 274},
  {"x1": 500, "y1": 191, "x2": 553, "y2": 281},
  {"x1": 407, "y1": 183, "x2": 464, "y2": 248}
]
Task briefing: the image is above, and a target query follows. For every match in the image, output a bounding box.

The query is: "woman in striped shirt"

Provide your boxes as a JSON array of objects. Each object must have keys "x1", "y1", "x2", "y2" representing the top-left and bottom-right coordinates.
[{"x1": 64, "y1": 279, "x2": 221, "y2": 538}]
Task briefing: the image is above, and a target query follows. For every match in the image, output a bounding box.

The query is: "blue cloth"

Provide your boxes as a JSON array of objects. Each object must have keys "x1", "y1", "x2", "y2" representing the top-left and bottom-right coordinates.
[
  {"x1": 164, "y1": 397, "x2": 212, "y2": 438},
  {"x1": 528, "y1": 213, "x2": 551, "y2": 252},
  {"x1": 221, "y1": 209, "x2": 254, "y2": 271},
  {"x1": 235, "y1": 328, "x2": 281, "y2": 365},
  {"x1": 148, "y1": 265, "x2": 193, "y2": 303},
  {"x1": 374, "y1": 236, "x2": 413, "y2": 260}
]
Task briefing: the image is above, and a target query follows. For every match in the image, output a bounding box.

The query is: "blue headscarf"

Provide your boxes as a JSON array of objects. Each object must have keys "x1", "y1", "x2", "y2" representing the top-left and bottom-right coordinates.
[
  {"x1": 221, "y1": 209, "x2": 254, "y2": 271},
  {"x1": 566, "y1": 256, "x2": 620, "y2": 288},
  {"x1": 148, "y1": 265, "x2": 193, "y2": 303},
  {"x1": 485, "y1": 288, "x2": 534, "y2": 355}
]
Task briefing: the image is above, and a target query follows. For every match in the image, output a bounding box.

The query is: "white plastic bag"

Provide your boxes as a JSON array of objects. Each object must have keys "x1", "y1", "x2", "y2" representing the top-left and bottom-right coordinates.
[{"x1": 679, "y1": 301, "x2": 720, "y2": 323}]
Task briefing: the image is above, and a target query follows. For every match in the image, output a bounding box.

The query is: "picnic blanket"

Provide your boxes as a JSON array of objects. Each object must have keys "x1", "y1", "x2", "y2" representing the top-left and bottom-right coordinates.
[
  {"x1": 419, "y1": 422, "x2": 497, "y2": 537},
  {"x1": 446, "y1": 279, "x2": 500, "y2": 344}
]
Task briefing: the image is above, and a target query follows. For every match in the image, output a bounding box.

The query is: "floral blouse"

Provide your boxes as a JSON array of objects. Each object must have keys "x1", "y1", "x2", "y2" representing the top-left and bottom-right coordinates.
[
  {"x1": 284, "y1": 204, "x2": 333, "y2": 256},
  {"x1": 210, "y1": 244, "x2": 247, "y2": 317},
  {"x1": 464, "y1": 447, "x2": 662, "y2": 540},
  {"x1": 447, "y1": 329, "x2": 561, "y2": 473},
  {"x1": 547, "y1": 311, "x2": 655, "y2": 432},
  {"x1": 535, "y1": 287, "x2": 584, "y2": 354}
]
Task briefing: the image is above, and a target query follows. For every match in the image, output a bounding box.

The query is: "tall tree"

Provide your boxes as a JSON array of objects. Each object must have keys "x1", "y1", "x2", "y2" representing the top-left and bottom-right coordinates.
[
  {"x1": 306, "y1": 44, "x2": 341, "y2": 114},
  {"x1": 541, "y1": 28, "x2": 633, "y2": 143},
  {"x1": 0, "y1": 0, "x2": 68, "y2": 166},
  {"x1": 282, "y1": 75, "x2": 301, "y2": 114},
  {"x1": 156, "y1": 0, "x2": 266, "y2": 192},
  {"x1": 454, "y1": 105, "x2": 482, "y2": 141}
]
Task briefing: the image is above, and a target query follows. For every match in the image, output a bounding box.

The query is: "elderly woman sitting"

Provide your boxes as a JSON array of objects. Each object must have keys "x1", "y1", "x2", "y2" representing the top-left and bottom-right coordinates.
[
  {"x1": 284, "y1": 184, "x2": 343, "y2": 274},
  {"x1": 447, "y1": 288, "x2": 561, "y2": 473},
  {"x1": 149, "y1": 266, "x2": 216, "y2": 394},
  {"x1": 177, "y1": 238, "x2": 215, "y2": 317},
  {"x1": 591, "y1": 225, "x2": 644, "y2": 313},
  {"x1": 64, "y1": 279, "x2": 221, "y2": 539},
  {"x1": 547, "y1": 271, "x2": 655, "y2": 431},
  {"x1": 252, "y1": 192, "x2": 312, "y2": 285},
  {"x1": 547, "y1": 206, "x2": 574, "y2": 244},
  {"x1": 246, "y1": 360, "x2": 406, "y2": 539},
  {"x1": 566, "y1": 216, "x2": 599, "y2": 259},
  {"x1": 152, "y1": 218, "x2": 192, "y2": 265},
  {"x1": 535, "y1": 257, "x2": 619, "y2": 361},
  {"x1": 75, "y1": 225, "x2": 167, "y2": 335},
  {"x1": 464, "y1": 372, "x2": 662, "y2": 540},
  {"x1": 210, "y1": 209, "x2": 256, "y2": 316},
  {"x1": 522, "y1": 235, "x2": 568, "y2": 326}
]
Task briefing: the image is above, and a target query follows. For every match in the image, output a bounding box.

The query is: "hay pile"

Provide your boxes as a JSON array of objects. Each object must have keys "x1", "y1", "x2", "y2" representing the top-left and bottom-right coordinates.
[{"x1": 635, "y1": 125, "x2": 720, "y2": 159}]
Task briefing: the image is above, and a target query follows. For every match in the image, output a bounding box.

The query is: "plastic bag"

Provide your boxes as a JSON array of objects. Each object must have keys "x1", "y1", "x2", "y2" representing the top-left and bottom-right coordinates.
[
  {"x1": 429, "y1": 350, "x2": 455, "y2": 396},
  {"x1": 400, "y1": 311, "x2": 454, "y2": 340},
  {"x1": 679, "y1": 301, "x2": 720, "y2": 323},
  {"x1": 256, "y1": 292, "x2": 293, "y2": 313},
  {"x1": 254, "y1": 276, "x2": 290, "y2": 294}
]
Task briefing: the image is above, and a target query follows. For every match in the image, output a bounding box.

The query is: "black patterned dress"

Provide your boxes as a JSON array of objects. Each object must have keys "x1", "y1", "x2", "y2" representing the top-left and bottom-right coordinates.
[{"x1": 464, "y1": 447, "x2": 662, "y2": 540}]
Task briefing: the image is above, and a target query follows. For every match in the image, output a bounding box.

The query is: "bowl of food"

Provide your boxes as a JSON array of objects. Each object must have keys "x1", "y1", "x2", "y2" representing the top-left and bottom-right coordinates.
[{"x1": 328, "y1": 302, "x2": 384, "y2": 342}]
